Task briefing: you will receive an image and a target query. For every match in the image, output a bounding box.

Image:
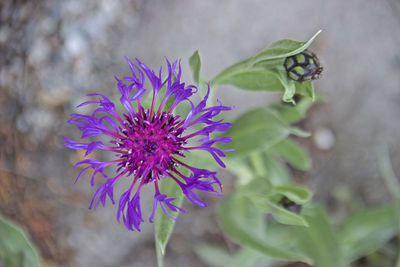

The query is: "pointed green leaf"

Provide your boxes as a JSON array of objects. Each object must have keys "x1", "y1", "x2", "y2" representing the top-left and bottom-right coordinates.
[
  {"x1": 189, "y1": 50, "x2": 202, "y2": 84},
  {"x1": 219, "y1": 108, "x2": 293, "y2": 157},
  {"x1": 254, "y1": 30, "x2": 322, "y2": 62},
  {"x1": 269, "y1": 139, "x2": 311, "y2": 171},
  {"x1": 156, "y1": 239, "x2": 164, "y2": 267},
  {"x1": 154, "y1": 176, "x2": 184, "y2": 264},
  {"x1": 214, "y1": 69, "x2": 284, "y2": 91},
  {"x1": 212, "y1": 31, "x2": 321, "y2": 101}
]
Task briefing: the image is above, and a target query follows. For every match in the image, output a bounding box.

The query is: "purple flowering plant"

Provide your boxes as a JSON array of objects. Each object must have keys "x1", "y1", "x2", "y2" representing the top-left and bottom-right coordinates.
[
  {"x1": 62, "y1": 31, "x2": 348, "y2": 267},
  {"x1": 64, "y1": 58, "x2": 233, "y2": 231}
]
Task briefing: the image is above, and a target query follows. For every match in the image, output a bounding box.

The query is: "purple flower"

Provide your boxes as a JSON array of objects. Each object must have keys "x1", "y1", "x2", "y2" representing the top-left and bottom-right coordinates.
[{"x1": 64, "y1": 58, "x2": 233, "y2": 231}]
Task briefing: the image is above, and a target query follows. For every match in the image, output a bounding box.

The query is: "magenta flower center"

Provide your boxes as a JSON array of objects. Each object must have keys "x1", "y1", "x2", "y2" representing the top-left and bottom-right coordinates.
[{"x1": 117, "y1": 107, "x2": 186, "y2": 184}]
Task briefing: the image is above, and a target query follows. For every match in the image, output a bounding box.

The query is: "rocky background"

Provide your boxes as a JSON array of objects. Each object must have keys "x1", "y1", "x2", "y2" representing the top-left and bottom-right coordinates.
[{"x1": 1, "y1": 0, "x2": 400, "y2": 266}]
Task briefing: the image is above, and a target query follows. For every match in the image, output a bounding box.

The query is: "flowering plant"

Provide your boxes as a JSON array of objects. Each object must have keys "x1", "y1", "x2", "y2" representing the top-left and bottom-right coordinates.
[
  {"x1": 64, "y1": 58, "x2": 233, "y2": 232},
  {"x1": 59, "y1": 31, "x2": 400, "y2": 267}
]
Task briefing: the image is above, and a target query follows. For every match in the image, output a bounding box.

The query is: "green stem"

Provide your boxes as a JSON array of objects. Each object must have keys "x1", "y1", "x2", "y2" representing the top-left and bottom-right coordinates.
[{"x1": 249, "y1": 152, "x2": 267, "y2": 177}]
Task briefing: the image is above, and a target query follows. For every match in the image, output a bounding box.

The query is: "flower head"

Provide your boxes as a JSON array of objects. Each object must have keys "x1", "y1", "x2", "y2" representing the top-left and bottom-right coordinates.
[
  {"x1": 64, "y1": 58, "x2": 233, "y2": 231},
  {"x1": 284, "y1": 50, "x2": 323, "y2": 82}
]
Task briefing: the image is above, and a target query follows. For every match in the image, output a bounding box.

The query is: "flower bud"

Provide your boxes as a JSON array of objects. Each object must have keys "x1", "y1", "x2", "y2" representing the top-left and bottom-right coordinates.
[{"x1": 284, "y1": 50, "x2": 323, "y2": 82}]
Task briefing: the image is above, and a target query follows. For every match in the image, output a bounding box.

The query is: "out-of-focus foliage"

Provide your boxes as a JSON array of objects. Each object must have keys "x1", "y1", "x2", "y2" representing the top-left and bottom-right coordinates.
[
  {"x1": 0, "y1": 214, "x2": 41, "y2": 267},
  {"x1": 173, "y1": 32, "x2": 400, "y2": 267}
]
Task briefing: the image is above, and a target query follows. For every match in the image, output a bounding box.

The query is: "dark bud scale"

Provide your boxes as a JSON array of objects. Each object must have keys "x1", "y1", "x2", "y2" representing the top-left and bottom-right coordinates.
[
  {"x1": 284, "y1": 50, "x2": 323, "y2": 82},
  {"x1": 278, "y1": 196, "x2": 302, "y2": 214}
]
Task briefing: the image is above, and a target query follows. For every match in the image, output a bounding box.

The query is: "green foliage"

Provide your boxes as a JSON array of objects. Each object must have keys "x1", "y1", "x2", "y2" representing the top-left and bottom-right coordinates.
[
  {"x1": 158, "y1": 32, "x2": 400, "y2": 267},
  {"x1": 154, "y1": 176, "x2": 184, "y2": 267},
  {"x1": 274, "y1": 185, "x2": 312, "y2": 204},
  {"x1": 261, "y1": 154, "x2": 291, "y2": 186},
  {"x1": 218, "y1": 107, "x2": 306, "y2": 157},
  {"x1": 250, "y1": 197, "x2": 309, "y2": 226},
  {"x1": 195, "y1": 244, "x2": 272, "y2": 267},
  {"x1": 269, "y1": 139, "x2": 311, "y2": 171},
  {"x1": 215, "y1": 69, "x2": 283, "y2": 91},
  {"x1": 189, "y1": 50, "x2": 209, "y2": 98},
  {"x1": 269, "y1": 95, "x2": 314, "y2": 124},
  {"x1": 217, "y1": 194, "x2": 311, "y2": 263},
  {"x1": 155, "y1": 152, "x2": 213, "y2": 267},
  {"x1": 338, "y1": 205, "x2": 397, "y2": 262},
  {"x1": 189, "y1": 50, "x2": 201, "y2": 85},
  {"x1": 212, "y1": 30, "x2": 321, "y2": 103},
  {"x1": 0, "y1": 215, "x2": 41, "y2": 267},
  {"x1": 285, "y1": 205, "x2": 343, "y2": 267},
  {"x1": 154, "y1": 178, "x2": 184, "y2": 255},
  {"x1": 233, "y1": 154, "x2": 312, "y2": 227},
  {"x1": 194, "y1": 244, "x2": 232, "y2": 267},
  {"x1": 253, "y1": 30, "x2": 322, "y2": 62}
]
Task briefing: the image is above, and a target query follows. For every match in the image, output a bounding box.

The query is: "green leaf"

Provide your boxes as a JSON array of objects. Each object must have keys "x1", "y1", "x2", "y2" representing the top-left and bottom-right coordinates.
[
  {"x1": 296, "y1": 81, "x2": 315, "y2": 100},
  {"x1": 213, "y1": 69, "x2": 284, "y2": 91},
  {"x1": 262, "y1": 153, "x2": 291, "y2": 186},
  {"x1": 239, "y1": 175, "x2": 273, "y2": 197},
  {"x1": 0, "y1": 215, "x2": 41, "y2": 267},
  {"x1": 226, "y1": 157, "x2": 255, "y2": 185},
  {"x1": 219, "y1": 107, "x2": 293, "y2": 157},
  {"x1": 252, "y1": 205, "x2": 341, "y2": 266},
  {"x1": 270, "y1": 96, "x2": 314, "y2": 124},
  {"x1": 231, "y1": 247, "x2": 273, "y2": 267},
  {"x1": 154, "y1": 175, "x2": 185, "y2": 265},
  {"x1": 253, "y1": 30, "x2": 322, "y2": 62},
  {"x1": 338, "y1": 204, "x2": 397, "y2": 262},
  {"x1": 276, "y1": 71, "x2": 297, "y2": 104},
  {"x1": 180, "y1": 149, "x2": 219, "y2": 170},
  {"x1": 217, "y1": 194, "x2": 311, "y2": 262},
  {"x1": 196, "y1": 243, "x2": 273, "y2": 267},
  {"x1": 274, "y1": 185, "x2": 312, "y2": 204},
  {"x1": 195, "y1": 244, "x2": 232, "y2": 267},
  {"x1": 269, "y1": 139, "x2": 311, "y2": 171},
  {"x1": 212, "y1": 58, "x2": 253, "y2": 86},
  {"x1": 287, "y1": 205, "x2": 343, "y2": 267},
  {"x1": 156, "y1": 239, "x2": 164, "y2": 267},
  {"x1": 212, "y1": 31, "x2": 321, "y2": 88},
  {"x1": 281, "y1": 78, "x2": 296, "y2": 104},
  {"x1": 250, "y1": 197, "x2": 309, "y2": 226},
  {"x1": 189, "y1": 50, "x2": 202, "y2": 84}
]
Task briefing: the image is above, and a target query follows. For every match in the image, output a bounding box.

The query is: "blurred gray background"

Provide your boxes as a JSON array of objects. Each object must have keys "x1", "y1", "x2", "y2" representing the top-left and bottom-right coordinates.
[{"x1": 1, "y1": 0, "x2": 400, "y2": 266}]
